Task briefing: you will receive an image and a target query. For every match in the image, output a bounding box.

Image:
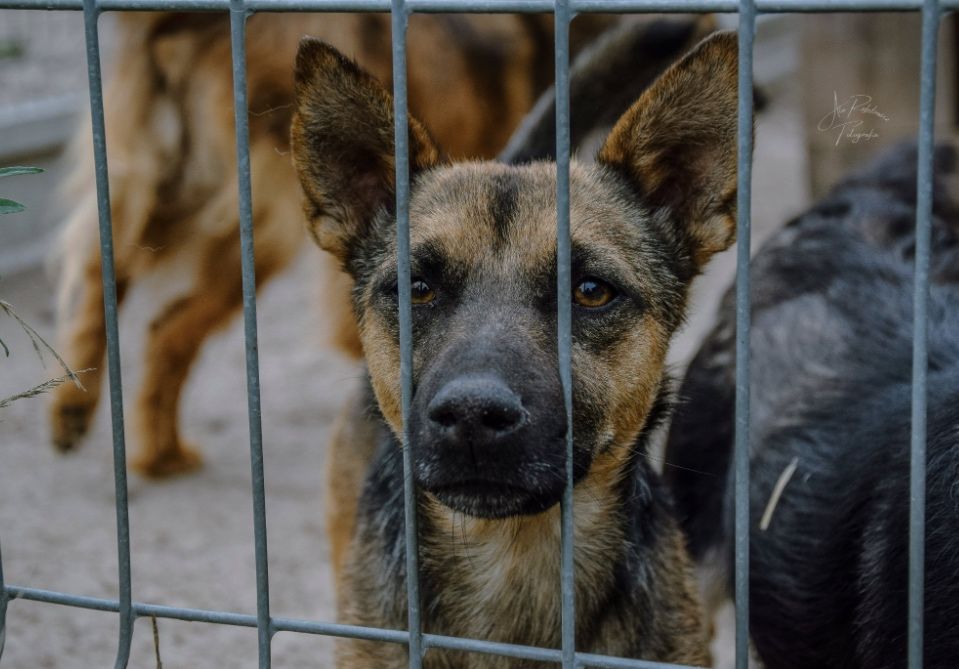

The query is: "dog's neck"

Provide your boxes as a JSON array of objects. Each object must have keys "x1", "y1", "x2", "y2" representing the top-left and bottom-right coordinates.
[
  {"x1": 419, "y1": 470, "x2": 628, "y2": 648},
  {"x1": 413, "y1": 377, "x2": 675, "y2": 651},
  {"x1": 357, "y1": 379, "x2": 675, "y2": 651}
]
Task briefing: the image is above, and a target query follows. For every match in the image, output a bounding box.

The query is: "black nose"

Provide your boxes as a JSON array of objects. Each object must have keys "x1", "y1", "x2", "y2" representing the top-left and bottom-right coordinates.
[{"x1": 427, "y1": 375, "x2": 528, "y2": 445}]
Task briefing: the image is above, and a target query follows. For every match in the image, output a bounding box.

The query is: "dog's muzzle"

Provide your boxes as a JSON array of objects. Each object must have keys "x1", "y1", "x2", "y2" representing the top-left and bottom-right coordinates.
[{"x1": 410, "y1": 372, "x2": 568, "y2": 519}]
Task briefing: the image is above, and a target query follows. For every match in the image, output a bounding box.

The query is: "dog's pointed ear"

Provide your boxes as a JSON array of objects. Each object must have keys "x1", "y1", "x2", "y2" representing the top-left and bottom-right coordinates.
[
  {"x1": 291, "y1": 38, "x2": 442, "y2": 263},
  {"x1": 597, "y1": 31, "x2": 743, "y2": 269}
]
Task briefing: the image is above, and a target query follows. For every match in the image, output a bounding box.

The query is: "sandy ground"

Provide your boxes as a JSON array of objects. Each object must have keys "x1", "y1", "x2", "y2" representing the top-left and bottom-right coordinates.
[
  {"x1": 1, "y1": 248, "x2": 356, "y2": 668},
  {"x1": 0, "y1": 48, "x2": 809, "y2": 669}
]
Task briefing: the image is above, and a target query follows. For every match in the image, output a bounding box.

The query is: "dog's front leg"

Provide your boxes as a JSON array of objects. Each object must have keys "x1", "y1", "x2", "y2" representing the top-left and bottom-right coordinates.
[{"x1": 50, "y1": 250, "x2": 129, "y2": 452}]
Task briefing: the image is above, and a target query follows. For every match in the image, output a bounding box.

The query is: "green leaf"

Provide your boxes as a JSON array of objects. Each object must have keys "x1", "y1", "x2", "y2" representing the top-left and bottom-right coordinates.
[
  {"x1": 0, "y1": 41, "x2": 25, "y2": 61},
  {"x1": 0, "y1": 166, "x2": 43, "y2": 178},
  {"x1": 0, "y1": 198, "x2": 26, "y2": 215}
]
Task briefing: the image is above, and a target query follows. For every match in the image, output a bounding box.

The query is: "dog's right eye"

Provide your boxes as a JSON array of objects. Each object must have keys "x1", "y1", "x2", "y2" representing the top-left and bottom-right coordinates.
[
  {"x1": 573, "y1": 277, "x2": 617, "y2": 309},
  {"x1": 411, "y1": 278, "x2": 436, "y2": 305}
]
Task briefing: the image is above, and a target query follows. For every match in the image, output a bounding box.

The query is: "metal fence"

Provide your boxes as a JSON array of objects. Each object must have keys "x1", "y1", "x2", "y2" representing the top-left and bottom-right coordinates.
[{"x1": 0, "y1": 0, "x2": 952, "y2": 668}]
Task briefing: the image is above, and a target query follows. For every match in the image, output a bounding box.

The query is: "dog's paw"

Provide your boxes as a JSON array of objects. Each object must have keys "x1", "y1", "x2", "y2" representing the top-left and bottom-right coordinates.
[
  {"x1": 50, "y1": 398, "x2": 95, "y2": 453},
  {"x1": 131, "y1": 442, "x2": 204, "y2": 478}
]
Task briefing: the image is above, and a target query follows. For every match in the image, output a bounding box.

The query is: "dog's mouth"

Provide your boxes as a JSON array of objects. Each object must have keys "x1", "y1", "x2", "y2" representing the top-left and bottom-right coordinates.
[{"x1": 424, "y1": 477, "x2": 565, "y2": 519}]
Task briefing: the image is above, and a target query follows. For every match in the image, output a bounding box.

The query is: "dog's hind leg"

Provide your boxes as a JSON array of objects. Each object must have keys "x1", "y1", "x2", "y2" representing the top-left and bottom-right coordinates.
[
  {"x1": 130, "y1": 233, "x2": 248, "y2": 477},
  {"x1": 130, "y1": 138, "x2": 302, "y2": 478}
]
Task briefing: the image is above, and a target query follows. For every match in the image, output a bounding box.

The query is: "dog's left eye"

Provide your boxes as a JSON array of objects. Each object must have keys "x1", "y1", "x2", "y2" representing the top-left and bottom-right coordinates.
[
  {"x1": 573, "y1": 278, "x2": 617, "y2": 309},
  {"x1": 411, "y1": 278, "x2": 436, "y2": 305}
]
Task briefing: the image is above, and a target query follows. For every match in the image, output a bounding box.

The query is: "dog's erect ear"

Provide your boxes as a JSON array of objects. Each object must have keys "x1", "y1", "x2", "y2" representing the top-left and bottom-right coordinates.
[
  {"x1": 597, "y1": 31, "x2": 742, "y2": 268},
  {"x1": 291, "y1": 38, "x2": 442, "y2": 263}
]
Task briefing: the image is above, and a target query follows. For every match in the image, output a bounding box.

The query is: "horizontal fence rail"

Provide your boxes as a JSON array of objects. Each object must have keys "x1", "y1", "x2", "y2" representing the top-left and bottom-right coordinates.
[
  {"x1": 0, "y1": 0, "x2": 942, "y2": 668},
  {"x1": 1, "y1": 0, "x2": 959, "y2": 12}
]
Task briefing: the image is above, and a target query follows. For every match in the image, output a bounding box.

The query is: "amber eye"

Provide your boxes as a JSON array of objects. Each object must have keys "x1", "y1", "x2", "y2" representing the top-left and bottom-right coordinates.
[
  {"x1": 411, "y1": 278, "x2": 435, "y2": 305},
  {"x1": 573, "y1": 278, "x2": 616, "y2": 309}
]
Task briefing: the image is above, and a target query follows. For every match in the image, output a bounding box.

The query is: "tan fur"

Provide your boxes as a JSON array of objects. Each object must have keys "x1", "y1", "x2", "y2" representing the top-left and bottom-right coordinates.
[
  {"x1": 338, "y1": 488, "x2": 709, "y2": 668},
  {"x1": 326, "y1": 387, "x2": 381, "y2": 583},
  {"x1": 598, "y1": 31, "x2": 741, "y2": 267},
  {"x1": 50, "y1": 12, "x2": 615, "y2": 475},
  {"x1": 415, "y1": 480, "x2": 707, "y2": 665}
]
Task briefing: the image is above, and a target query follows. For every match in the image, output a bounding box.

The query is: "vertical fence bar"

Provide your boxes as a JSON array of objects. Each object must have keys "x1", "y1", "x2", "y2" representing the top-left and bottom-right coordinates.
[
  {"x1": 553, "y1": 1, "x2": 575, "y2": 668},
  {"x1": 734, "y1": 2, "x2": 756, "y2": 669},
  {"x1": 390, "y1": 1, "x2": 423, "y2": 667},
  {"x1": 909, "y1": 2, "x2": 939, "y2": 667},
  {"x1": 0, "y1": 538, "x2": 6, "y2": 659},
  {"x1": 227, "y1": 2, "x2": 273, "y2": 667},
  {"x1": 80, "y1": 1, "x2": 135, "y2": 666}
]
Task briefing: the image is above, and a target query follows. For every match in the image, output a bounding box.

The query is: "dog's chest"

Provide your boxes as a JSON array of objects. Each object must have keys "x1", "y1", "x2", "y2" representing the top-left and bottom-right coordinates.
[{"x1": 419, "y1": 499, "x2": 625, "y2": 665}]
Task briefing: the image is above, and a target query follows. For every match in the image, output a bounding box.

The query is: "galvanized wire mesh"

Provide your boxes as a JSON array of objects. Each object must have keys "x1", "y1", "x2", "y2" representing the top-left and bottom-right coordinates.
[{"x1": 0, "y1": 0, "x2": 948, "y2": 668}]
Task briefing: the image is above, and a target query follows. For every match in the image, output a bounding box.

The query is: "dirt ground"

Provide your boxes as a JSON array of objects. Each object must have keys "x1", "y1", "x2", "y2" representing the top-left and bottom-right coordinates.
[{"x1": 0, "y1": 63, "x2": 808, "y2": 669}]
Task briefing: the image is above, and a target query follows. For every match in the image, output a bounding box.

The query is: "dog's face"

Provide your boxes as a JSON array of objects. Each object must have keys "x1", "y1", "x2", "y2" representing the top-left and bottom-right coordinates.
[{"x1": 292, "y1": 32, "x2": 740, "y2": 519}]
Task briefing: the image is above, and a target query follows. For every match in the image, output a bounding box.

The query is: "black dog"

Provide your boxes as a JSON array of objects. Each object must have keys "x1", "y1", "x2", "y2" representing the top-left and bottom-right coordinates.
[{"x1": 664, "y1": 141, "x2": 959, "y2": 669}]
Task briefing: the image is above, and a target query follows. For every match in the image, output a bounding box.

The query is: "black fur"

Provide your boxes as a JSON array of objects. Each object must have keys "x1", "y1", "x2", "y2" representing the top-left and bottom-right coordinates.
[
  {"x1": 499, "y1": 18, "x2": 702, "y2": 165},
  {"x1": 487, "y1": 172, "x2": 520, "y2": 244},
  {"x1": 664, "y1": 142, "x2": 959, "y2": 669}
]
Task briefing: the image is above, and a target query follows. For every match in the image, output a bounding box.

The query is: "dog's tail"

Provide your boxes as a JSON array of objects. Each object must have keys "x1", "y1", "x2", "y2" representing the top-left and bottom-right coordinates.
[
  {"x1": 55, "y1": 137, "x2": 100, "y2": 327},
  {"x1": 499, "y1": 14, "x2": 721, "y2": 164}
]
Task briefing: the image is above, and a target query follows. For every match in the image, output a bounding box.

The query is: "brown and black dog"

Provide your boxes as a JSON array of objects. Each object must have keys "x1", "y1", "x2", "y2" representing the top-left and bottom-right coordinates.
[
  {"x1": 291, "y1": 28, "x2": 745, "y2": 667},
  {"x1": 49, "y1": 12, "x2": 624, "y2": 477}
]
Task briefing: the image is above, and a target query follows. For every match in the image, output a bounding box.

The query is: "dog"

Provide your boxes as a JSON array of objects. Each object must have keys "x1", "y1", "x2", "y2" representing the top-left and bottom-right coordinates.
[
  {"x1": 321, "y1": 12, "x2": 721, "y2": 579},
  {"x1": 663, "y1": 141, "x2": 959, "y2": 668},
  {"x1": 291, "y1": 28, "x2": 745, "y2": 667},
  {"x1": 48, "y1": 11, "x2": 623, "y2": 477}
]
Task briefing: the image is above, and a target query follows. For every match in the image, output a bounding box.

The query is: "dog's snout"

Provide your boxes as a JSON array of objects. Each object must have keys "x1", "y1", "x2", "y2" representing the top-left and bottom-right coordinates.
[{"x1": 427, "y1": 375, "x2": 527, "y2": 443}]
